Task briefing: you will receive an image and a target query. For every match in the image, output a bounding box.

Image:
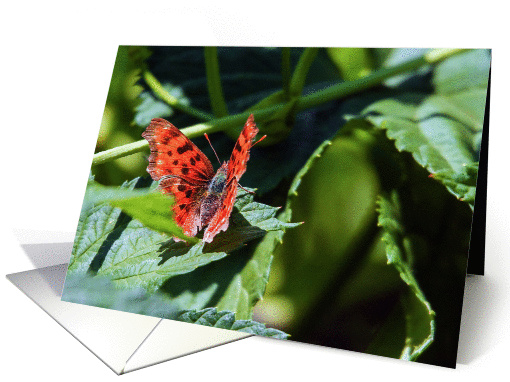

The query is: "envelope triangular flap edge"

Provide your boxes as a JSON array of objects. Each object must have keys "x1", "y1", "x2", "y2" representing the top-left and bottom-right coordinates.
[{"x1": 7, "y1": 264, "x2": 250, "y2": 374}]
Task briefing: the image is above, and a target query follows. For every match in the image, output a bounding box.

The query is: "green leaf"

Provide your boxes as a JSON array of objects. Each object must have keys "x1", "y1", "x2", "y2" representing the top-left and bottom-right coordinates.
[
  {"x1": 94, "y1": 46, "x2": 151, "y2": 185},
  {"x1": 161, "y1": 186, "x2": 300, "y2": 320},
  {"x1": 433, "y1": 50, "x2": 491, "y2": 94},
  {"x1": 234, "y1": 187, "x2": 301, "y2": 232},
  {"x1": 81, "y1": 177, "x2": 194, "y2": 243},
  {"x1": 359, "y1": 91, "x2": 486, "y2": 208},
  {"x1": 177, "y1": 308, "x2": 289, "y2": 339},
  {"x1": 431, "y1": 162, "x2": 478, "y2": 209},
  {"x1": 376, "y1": 191, "x2": 436, "y2": 361},
  {"x1": 69, "y1": 176, "x2": 299, "y2": 307},
  {"x1": 286, "y1": 139, "x2": 334, "y2": 201},
  {"x1": 327, "y1": 47, "x2": 374, "y2": 81},
  {"x1": 361, "y1": 89, "x2": 486, "y2": 173},
  {"x1": 134, "y1": 82, "x2": 191, "y2": 127},
  {"x1": 108, "y1": 191, "x2": 195, "y2": 243},
  {"x1": 213, "y1": 141, "x2": 328, "y2": 319},
  {"x1": 62, "y1": 272, "x2": 181, "y2": 319},
  {"x1": 99, "y1": 241, "x2": 227, "y2": 294},
  {"x1": 62, "y1": 273, "x2": 288, "y2": 338},
  {"x1": 215, "y1": 224, "x2": 283, "y2": 319},
  {"x1": 68, "y1": 177, "x2": 151, "y2": 275},
  {"x1": 356, "y1": 50, "x2": 489, "y2": 208},
  {"x1": 378, "y1": 48, "x2": 431, "y2": 87},
  {"x1": 259, "y1": 130, "x2": 386, "y2": 336}
]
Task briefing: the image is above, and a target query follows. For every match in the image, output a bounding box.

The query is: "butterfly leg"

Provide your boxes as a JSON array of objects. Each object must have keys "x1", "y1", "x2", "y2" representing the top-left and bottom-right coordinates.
[{"x1": 238, "y1": 184, "x2": 256, "y2": 195}]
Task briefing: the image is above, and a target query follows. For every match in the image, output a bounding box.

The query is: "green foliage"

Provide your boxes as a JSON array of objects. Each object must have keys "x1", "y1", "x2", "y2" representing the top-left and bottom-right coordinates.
[
  {"x1": 109, "y1": 192, "x2": 194, "y2": 242},
  {"x1": 69, "y1": 177, "x2": 297, "y2": 295},
  {"x1": 98, "y1": 240, "x2": 228, "y2": 293},
  {"x1": 134, "y1": 82, "x2": 191, "y2": 127},
  {"x1": 358, "y1": 50, "x2": 489, "y2": 209},
  {"x1": 178, "y1": 308, "x2": 289, "y2": 339},
  {"x1": 361, "y1": 89, "x2": 485, "y2": 176},
  {"x1": 376, "y1": 192, "x2": 435, "y2": 361},
  {"x1": 82, "y1": 177, "x2": 192, "y2": 242},
  {"x1": 68, "y1": 177, "x2": 154, "y2": 275},
  {"x1": 62, "y1": 272, "x2": 180, "y2": 318},
  {"x1": 66, "y1": 47, "x2": 489, "y2": 367},
  {"x1": 433, "y1": 49, "x2": 491, "y2": 94},
  {"x1": 61, "y1": 274, "x2": 289, "y2": 338},
  {"x1": 327, "y1": 47, "x2": 374, "y2": 80},
  {"x1": 94, "y1": 46, "x2": 151, "y2": 185},
  {"x1": 431, "y1": 163, "x2": 478, "y2": 208},
  {"x1": 261, "y1": 129, "x2": 386, "y2": 338},
  {"x1": 214, "y1": 225, "x2": 286, "y2": 319},
  {"x1": 211, "y1": 142, "x2": 326, "y2": 319}
]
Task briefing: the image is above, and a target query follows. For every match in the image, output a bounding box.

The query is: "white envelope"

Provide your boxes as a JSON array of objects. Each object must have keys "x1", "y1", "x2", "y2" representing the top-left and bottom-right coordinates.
[{"x1": 6, "y1": 236, "x2": 251, "y2": 375}]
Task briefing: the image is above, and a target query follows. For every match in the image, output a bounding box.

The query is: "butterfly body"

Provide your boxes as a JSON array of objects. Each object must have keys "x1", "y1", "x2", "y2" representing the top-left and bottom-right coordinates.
[
  {"x1": 199, "y1": 163, "x2": 228, "y2": 227},
  {"x1": 142, "y1": 115, "x2": 260, "y2": 243},
  {"x1": 207, "y1": 163, "x2": 228, "y2": 194}
]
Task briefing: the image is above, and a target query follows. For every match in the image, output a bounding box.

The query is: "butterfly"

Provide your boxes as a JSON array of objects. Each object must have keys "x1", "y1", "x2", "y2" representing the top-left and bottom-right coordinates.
[{"x1": 142, "y1": 114, "x2": 264, "y2": 243}]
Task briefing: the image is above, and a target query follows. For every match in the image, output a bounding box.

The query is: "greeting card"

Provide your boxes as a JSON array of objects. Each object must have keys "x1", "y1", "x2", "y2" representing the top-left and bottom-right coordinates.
[{"x1": 10, "y1": 46, "x2": 490, "y2": 371}]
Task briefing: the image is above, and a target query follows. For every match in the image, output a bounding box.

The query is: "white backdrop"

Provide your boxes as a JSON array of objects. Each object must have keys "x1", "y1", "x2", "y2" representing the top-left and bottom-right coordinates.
[{"x1": 2, "y1": 1, "x2": 509, "y2": 380}]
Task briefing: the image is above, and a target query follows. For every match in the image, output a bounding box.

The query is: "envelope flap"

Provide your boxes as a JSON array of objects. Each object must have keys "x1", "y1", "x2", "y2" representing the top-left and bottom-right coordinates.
[
  {"x1": 7, "y1": 264, "x2": 161, "y2": 374},
  {"x1": 123, "y1": 319, "x2": 251, "y2": 373}
]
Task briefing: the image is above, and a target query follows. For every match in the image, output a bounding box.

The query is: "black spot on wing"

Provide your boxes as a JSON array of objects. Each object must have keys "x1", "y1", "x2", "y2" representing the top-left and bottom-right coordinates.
[
  {"x1": 197, "y1": 171, "x2": 210, "y2": 180},
  {"x1": 177, "y1": 142, "x2": 193, "y2": 154}
]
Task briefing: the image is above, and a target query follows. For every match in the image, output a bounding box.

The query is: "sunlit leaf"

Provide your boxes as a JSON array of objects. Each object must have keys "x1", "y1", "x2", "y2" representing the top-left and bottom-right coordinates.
[
  {"x1": 62, "y1": 273, "x2": 289, "y2": 338},
  {"x1": 357, "y1": 50, "x2": 489, "y2": 209},
  {"x1": 69, "y1": 177, "x2": 299, "y2": 306},
  {"x1": 178, "y1": 308, "x2": 289, "y2": 339},
  {"x1": 134, "y1": 82, "x2": 191, "y2": 127}
]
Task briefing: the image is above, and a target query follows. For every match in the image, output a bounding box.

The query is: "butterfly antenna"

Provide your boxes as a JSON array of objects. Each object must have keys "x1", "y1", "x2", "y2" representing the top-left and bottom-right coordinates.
[
  {"x1": 253, "y1": 135, "x2": 267, "y2": 147},
  {"x1": 204, "y1": 133, "x2": 221, "y2": 165}
]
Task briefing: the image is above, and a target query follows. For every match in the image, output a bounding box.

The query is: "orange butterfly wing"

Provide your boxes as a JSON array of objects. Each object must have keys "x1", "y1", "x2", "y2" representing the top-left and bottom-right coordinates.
[
  {"x1": 142, "y1": 118, "x2": 215, "y2": 237},
  {"x1": 227, "y1": 114, "x2": 259, "y2": 181},
  {"x1": 203, "y1": 115, "x2": 259, "y2": 242}
]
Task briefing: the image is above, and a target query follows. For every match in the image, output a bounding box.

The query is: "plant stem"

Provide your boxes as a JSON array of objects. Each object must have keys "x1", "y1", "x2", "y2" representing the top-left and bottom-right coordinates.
[
  {"x1": 425, "y1": 48, "x2": 465, "y2": 64},
  {"x1": 92, "y1": 110, "x2": 275, "y2": 166},
  {"x1": 143, "y1": 70, "x2": 214, "y2": 121},
  {"x1": 289, "y1": 47, "x2": 319, "y2": 97},
  {"x1": 92, "y1": 139, "x2": 150, "y2": 167},
  {"x1": 204, "y1": 47, "x2": 229, "y2": 117},
  {"x1": 281, "y1": 47, "x2": 292, "y2": 100},
  {"x1": 92, "y1": 48, "x2": 466, "y2": 167},
  {"x1": 298, "y1": 54, "x2": 419, "y2": 110}
]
